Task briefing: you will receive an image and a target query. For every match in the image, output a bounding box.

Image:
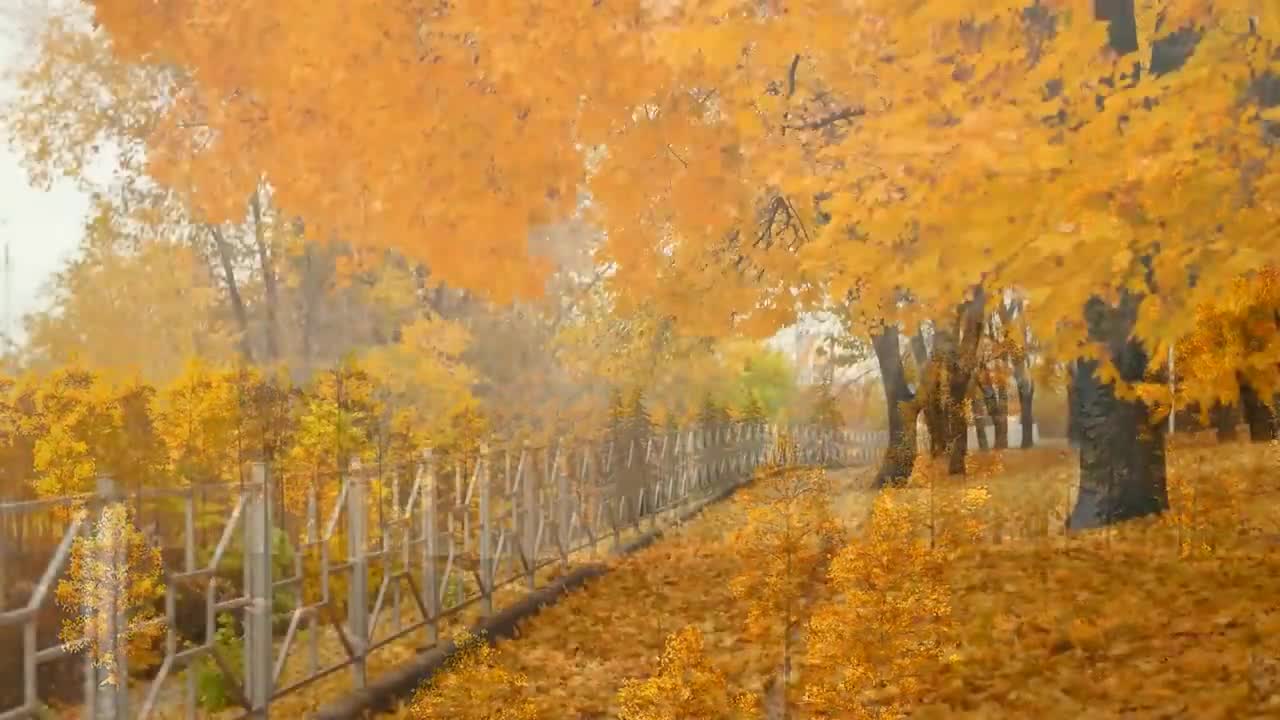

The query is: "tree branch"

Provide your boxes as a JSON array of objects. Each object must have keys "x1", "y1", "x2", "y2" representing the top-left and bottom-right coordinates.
[{"x1": 784, "y1": 106, "x2": 866, "y2": 131}]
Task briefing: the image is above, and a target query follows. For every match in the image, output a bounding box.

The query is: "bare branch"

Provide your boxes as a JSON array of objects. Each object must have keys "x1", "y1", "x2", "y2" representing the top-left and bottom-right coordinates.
[{"x1": 784, "y1": 106, "x2": 866, "y2": 131}]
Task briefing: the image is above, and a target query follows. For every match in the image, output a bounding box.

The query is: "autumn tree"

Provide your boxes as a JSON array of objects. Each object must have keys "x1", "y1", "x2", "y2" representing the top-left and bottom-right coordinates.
[
  {"x1": 65, "y1": 0, "x2": 1280, "y2": 537},
  {"x1": 808, "y1": 380, "x2": 843, "y2": 432},
  {"x1": 362, "y1": 313, "x2": 478, "y2": 463},
  {"x1": 739, "y1": 393, "x2": 767, "y2": 426},
  {"x1": 1176, "y1": 266, "x2": 1280, "y2": 443},
  {"x1": 616, "y1": 625, "x2": 759, "y2": 720},
  {"x1": 633, "y1": 1, "x2": 1280, "y2": 526},
  {"x1": 408, "y1": 631, "x2": 536, "y2": 720},
  {"x1": 803, "y1": 493, "x2": 959, "y2": 718},
  {"x1": 15, "y1": 367, "x2": 166, "y2": 499},
  {"x1": 2, "y1": 2, "x2": 265, "y2": 364},
  {"x1": 24, "y1": 198, "x2": 238, "y2": 383},
  {"x1": 150, "y1": 359, "x2": 242, "y2": 484},
  {"x1": 729, "y1": 468, "x2": 840, "y2": 716},
  {"x1": 5, "y1": 5, "x2": 482, "y2": 383},
  {"x1": 284, "y1": 359, "x2": 379, "y2": 511},
  {"x1": 56, "y1": 501, "x2": 167, "y2": 686},
  {"x1": 723, "y1": 342, "x2": 799, "y2": 421}
]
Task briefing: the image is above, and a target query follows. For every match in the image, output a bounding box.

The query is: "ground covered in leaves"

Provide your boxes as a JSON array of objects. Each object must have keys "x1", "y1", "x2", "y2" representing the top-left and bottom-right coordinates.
[
  {"x1": 385, "y1": 438, "x2": 1280, "y2": 719},
  {"x1": 384, "y1": 465, "x2": 876, "y2": 719}
]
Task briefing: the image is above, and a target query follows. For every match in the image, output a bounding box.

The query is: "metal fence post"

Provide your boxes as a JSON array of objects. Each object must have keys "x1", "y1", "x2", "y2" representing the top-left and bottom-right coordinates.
[
  {"x1": 645, "y1": 439, "x2": 658, "y2": 531},
  {"x1": 478, "y1": 443, "x2": 493, "y2": 618},
  {"x1": 556, "y1": 443, "x2": 570, "y2": 568},
  {"x1": 703, "y1": 427, "x2": 711, "y2": 488},
  {"x1": 347, "y1": 460, "x2": 368, "y2": 689},
  {"x1": 680, "y1": 430, "x2": 693, "y2": 502},
  {"x1": 522, "y1": 444, "x2": 537, "y2": 589},
  {"x1": 420, "y1": 450, "x2": 439, "y2": 647},
  {"x1": 244, "y1": 461, "x2": 274, "y2": 718},
  {"x1": 90, "y1": 473, "x2": 128, "y2": 720}
]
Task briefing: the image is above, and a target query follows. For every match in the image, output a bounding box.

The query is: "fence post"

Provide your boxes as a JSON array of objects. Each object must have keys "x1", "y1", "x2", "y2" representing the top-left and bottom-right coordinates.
[
  {"x1": 244, "y1": 462, "x2": 274, "y2": 718},
  {"x1": 478, "y1": 443, "x2": 493, "y2": 618},
  {"x1": 711, "y1": 424, "x2": 720, "y2": 486},
  {"x1": 420, "y1": 450, "x2": 439, "y2": 647},
  {"x1": 645, "y1": 438, "x2": 659, "y2": 531},
  {"x1": 0, "y1": 512, "x2": 6, "y2": 617},
  {"x1": 701, "y1": 425, "x2": 711, "y2": 486},
  {"x1": 522, "y1": 444, "x2": 537, "y2": 589},
  {"x1": 347, "y1": 460, "x2": 369, "y2": 689},
  {"x1": 89, "y1": 473, "x2": 128, "y2": 720},
  {"x1": 680, "y1": 430, "x2": 693, "y2": 502},
  {"x1": 556, "y1": 442, "x2": 570, "y2": 568}
]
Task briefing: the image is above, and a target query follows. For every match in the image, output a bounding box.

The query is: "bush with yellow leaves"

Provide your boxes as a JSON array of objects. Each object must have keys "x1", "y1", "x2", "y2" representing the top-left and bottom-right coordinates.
[
  {"x1": 728, "y1": 466, "x2": 842, "y2": 711},
  {"x1": 616, "y1": 625, "x2": 759, "y2": 720},
  {"x1": 55, "y1": 502, "x2": 167, "y2": 685},
  {"x1": 408, "y1": 631, "x2": 536, "y2": 720},
  {"x1": 803, "y1": 491, "x2": 960, "y2": 719}
]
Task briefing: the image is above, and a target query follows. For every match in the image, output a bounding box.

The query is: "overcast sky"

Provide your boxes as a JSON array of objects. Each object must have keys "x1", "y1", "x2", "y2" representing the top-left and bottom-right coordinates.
[{"x1": 0, "y1": 7, "x2": 87, "y2": 336}]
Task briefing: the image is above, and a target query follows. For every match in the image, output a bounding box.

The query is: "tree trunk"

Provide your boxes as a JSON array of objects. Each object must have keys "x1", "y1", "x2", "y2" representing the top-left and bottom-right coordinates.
[
  {"x1": 923, "y1": 390, "x2": 947, "y2": 457},
  {"x1": 979, "y1": 376, "x2": 1008, "y2": 449},
  {"x1": 250, "y1": 188, "x2": 281, "y2": 362},
  {"x1": 871, "y1": 327, "x2": 918, "y2": 488},
  {"x1": 298, "y1": 243, "x2": 321, "y2": 377},
  {"x1": 1067, "y1": 294, "x2": 1169, "y2": 531},
  {"x1": 910, "y1": 331, "x2": 947, "y2": 457},
  {"x1": 209, "y1": 225, "x2": 254, "y2": 362},
  {"x1": 1016, "y1": 376, "x2": 1035, "y2": 449},
  {"x1": 944, "y1": 287, "x2": 986, "y2": 476},
  {"x1": 1067, "y1": 0, "x2": 1169, "y2": 531},
  {"x1": 1239, "y1": 374, "x2": 1278, "y2": 442},
  {"x1": 1066, "y1": 361, "x2": 1082, "y2": 447},
  {"x1": 970, "y1": 387, "x2": 990, "y2": 451},
  {"x1": 993, "y1": 381, "x2": 1003, "y2": 443},
  {"x1": 997, "y1": 296, "x2": 1035, "y2": 448},
  {"x1": 1211, "y1": 402, "x2": 1238, "y2": 442}
]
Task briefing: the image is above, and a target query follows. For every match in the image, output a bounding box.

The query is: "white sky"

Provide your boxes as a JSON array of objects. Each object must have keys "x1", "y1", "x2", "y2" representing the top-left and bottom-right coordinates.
[{"x1": 0, "y1": 7, "x2": 87, "y2": 336}]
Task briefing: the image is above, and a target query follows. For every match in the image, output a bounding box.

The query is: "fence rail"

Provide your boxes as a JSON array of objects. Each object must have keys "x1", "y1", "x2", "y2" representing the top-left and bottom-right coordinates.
[{"x1": 0, "y1": 423, "x2": 886, "y2": 719}]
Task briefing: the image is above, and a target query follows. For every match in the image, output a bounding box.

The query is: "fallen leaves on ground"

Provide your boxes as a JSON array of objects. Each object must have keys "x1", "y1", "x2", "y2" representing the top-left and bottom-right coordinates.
[{"x1": 384, "y1": 441, "x2": 1280, "y2": 719}]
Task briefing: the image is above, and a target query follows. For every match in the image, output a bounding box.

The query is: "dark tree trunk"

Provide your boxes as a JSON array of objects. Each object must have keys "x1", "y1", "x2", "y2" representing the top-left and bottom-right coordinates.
[
  {"x1": 971, "y1": 388, "x2": 990, "y2": 451},
  {"x1": 250, "y1": 188, "x2": 281, "y2": 362},
  {"x1": 1094, "y1": 0, "x2": 1139, "y2": 54},
  {"x1": 1239, "y1": 374, "x2": 1278, "y2": 442},
  {"x1": 1067, "y1": 0, "x2": 1170, "y2": 531},
  {"x1": 996, "y1": 384, "x2": 1010, "y2": 443},
  {"x1": 209, "y1": 225, "x2": 254, "y2": 362},
  {"x1": 1067, "y1": 361, "x2": 1082, "y2": 447},
  {"x1": 1016, "y1": 378, "x2": 1035, "y2": 449},
  {"x1": 910, "y1": 331, "x2": 947, "y2": 458},
  {"x1": 1211, "y1": 402, "x2": 1238, "y2": 442},
  {"x1": 997, "y1": 297, "x2": 1034, "y2": 448},
  {"x1": 979, "y1": 376, "x2": 1009, "y2": 449},
  {"x1": 924, "y1": 391, "x2": 947, "y2": 457},
  {"x1": 944, "y1": 373, "x2": 970, "y2": 474},
  {"x1": 944, "y1": 289, "x2": 986, "y2": 475},
  {"x1": 871, "y1": 327, "x2": 918, "y2": 488},
  {"x1": 1067, "y1": 294, "x2": 1169, "y2": 531}
]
